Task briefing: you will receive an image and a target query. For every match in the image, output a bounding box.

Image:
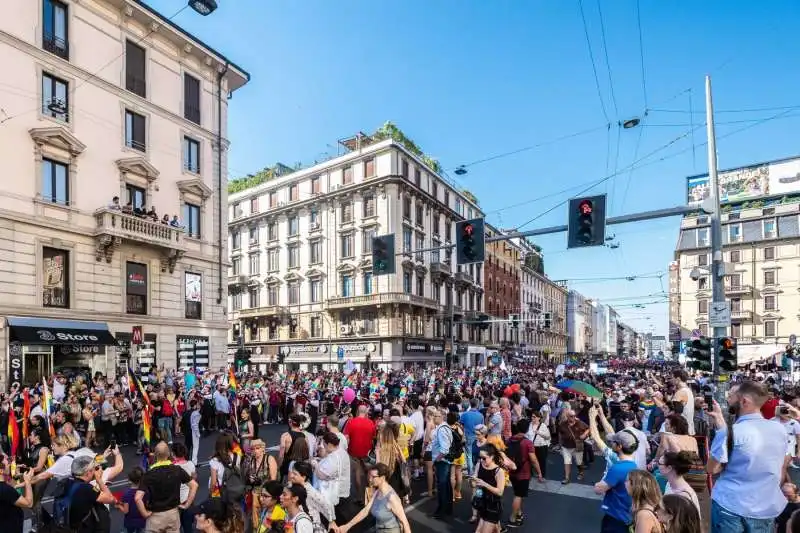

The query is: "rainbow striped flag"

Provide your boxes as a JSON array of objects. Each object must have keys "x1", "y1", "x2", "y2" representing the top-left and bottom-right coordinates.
[
  {"x1": 41, "y1": 378, "x2": 55, "y2": 438},
  {"x1": 142, "y1": 405, "x2": 152, "y2": 447},
  {"x1": 7, "y1": 408, "x2": 20, "y2": 457},
  {"x1": 228, "y1": 367, "x2": 238, "y2": 393},
  {"x1": 126, "y1": 366, "x2": 137, "y2": 395},
  {"x1": 22, "y1": 389, "x2": 30, "y2": 441},
  {"x1": 231, "y1": 441, "x2": 243, "y2": 457}
]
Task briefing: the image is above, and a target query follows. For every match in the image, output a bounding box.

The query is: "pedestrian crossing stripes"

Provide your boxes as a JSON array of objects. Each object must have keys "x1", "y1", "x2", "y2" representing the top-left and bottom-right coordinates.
[{"x1": 528, "y1": 479, "x2": 602, "y2": 500}]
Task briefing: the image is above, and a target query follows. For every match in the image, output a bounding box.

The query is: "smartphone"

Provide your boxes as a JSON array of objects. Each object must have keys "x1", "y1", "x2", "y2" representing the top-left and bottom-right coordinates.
[
  {"x1": 109, "y1": 439, "x2": 117, "y2": 450},
  {"x1": 704, "y1": 393, "x2": 713, "y2": 407}
]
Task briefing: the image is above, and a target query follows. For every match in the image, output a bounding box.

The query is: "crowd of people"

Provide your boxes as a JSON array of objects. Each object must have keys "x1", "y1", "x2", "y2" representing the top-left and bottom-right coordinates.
[{"x1": 0, "y1": 359, "x2": 798, "y2": 533}]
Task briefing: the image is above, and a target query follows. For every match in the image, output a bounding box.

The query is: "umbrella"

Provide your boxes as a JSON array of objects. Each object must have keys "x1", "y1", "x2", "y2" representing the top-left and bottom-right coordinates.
[{"x1": 556, "y1": 379, "x2": 602, "y2": 399}]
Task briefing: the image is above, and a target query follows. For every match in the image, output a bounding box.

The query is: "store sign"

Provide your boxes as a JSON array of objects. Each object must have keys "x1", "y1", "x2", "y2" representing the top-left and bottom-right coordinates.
[
  {"x1": 8, "y1": 342, "x2": 22, "y2": 389},
  {"x1": 430, "y1": 343, "x2": 445, "y2": 353},
  {"x1": 59, "y1": 345, "x2": 103, "y2": 355},
  {"x1": 37, "y1": 330, "x2": 99, "y2": 342},
  {"x1": 334, "y1": 343, "x2": 377, "y2": 357},
  {"x1": 405, "y1": 343, "x2": 428, "y2": 353},
  {"x1": 177, "y1": 335, "x2": 209, "y2": 371},
  {"x1": 280, "y1": 344, "x2": 328, "y2": 355}
]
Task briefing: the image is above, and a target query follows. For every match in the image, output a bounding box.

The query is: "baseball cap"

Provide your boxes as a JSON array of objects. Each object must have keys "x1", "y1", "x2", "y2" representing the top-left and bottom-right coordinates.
[{"x1": 607, "y1": 430, "x2": 638, "y2": 450}]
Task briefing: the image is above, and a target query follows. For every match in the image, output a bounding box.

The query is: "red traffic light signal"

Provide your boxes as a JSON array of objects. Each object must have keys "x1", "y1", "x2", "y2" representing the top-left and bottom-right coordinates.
[
  {"x1": 462, "y1": 223, "x2": 474, "y2": 237},
  {"x1": 578, "y1": 200, "x2": 593, "y2": 215}
]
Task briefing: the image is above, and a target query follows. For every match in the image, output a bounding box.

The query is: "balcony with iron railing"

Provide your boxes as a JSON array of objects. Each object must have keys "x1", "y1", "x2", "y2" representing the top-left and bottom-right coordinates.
[
  {"x1": 730, "y1": 309, "x2": 753, "y2": 321},
  {"x1": 43, "y1": 33, "x2": 69, "y2": 60},
  {"x1": 237, "y1": 305, "x2": 287, "y2": 319},
  {"x1": 326, "y1": 292, "x2": 439, "y2": 310}
]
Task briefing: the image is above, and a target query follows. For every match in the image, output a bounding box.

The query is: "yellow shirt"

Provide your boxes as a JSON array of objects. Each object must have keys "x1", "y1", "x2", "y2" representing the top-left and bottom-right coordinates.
[
  {"x1": 398, "y1": 422, "x2": 414, "y2": 461},
  {"x1": 256, "y1": 505, "x2": 287, "y2": 533}
]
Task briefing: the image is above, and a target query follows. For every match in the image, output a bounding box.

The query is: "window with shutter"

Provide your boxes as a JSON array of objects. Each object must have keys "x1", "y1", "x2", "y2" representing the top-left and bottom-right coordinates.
[
  {"x1": 184, "y1": 74, "x2": 201, "y2": 124},
  {"x1": 125, "y1": 41, "x2": 146, "y2": 97}
]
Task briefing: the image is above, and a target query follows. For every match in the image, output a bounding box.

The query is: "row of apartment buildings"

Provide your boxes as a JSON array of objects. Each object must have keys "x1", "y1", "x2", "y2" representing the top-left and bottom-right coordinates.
[
  {"x1": 566, "y1": 290, "x2": 646, "y2": 359},
  {"x1": 224, "y1": 132, "x2": 571, "y2": 371},
  {"x1": 0, "y1": 0, "x2": 250, "y2": 389},
  {"x1": 669, "y1": 156, "x2": 800, "y2": 367}
]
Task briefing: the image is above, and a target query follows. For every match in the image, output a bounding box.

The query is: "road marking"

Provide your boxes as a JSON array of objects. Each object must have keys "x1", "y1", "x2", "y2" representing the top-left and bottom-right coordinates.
[
  {"x1": 527, "y1": 479, "x2": 602, "y2": 500},
  {"x1": 404, "y1": 495, "x2": 432, "y2": 512}
]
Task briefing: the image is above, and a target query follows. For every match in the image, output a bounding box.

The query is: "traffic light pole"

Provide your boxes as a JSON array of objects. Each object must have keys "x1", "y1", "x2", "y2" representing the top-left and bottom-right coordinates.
[{"x1": 705, "y1": 75, "x2": 729, "y2": 407}]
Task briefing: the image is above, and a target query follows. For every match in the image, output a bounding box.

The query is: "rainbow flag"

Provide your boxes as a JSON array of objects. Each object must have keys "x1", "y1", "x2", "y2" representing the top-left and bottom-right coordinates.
[
  {"x1": 126, "y1": 366, "x2": 137, "y2": 395},
  {"x1": 141, "y1": 405, "x2": 152, "y2": 447},
  {"x1": 22, "y1": 389, "x2": 30, "y2": 440},
  {"x1": 133, "y1": 372, "x2": 152, "y2": 409},
  {"x1": 7, "y1": 408, "x2": 20, "y2": 457},
  {"x1": 228, "y1": 367, "x2": 238, "y2": 393},
  {"x1": 41, "y1": 378, "x2": 55, "y2": 438},
  {"x1": 231, "y1": 440, "x2": 243, "y2": 457}
]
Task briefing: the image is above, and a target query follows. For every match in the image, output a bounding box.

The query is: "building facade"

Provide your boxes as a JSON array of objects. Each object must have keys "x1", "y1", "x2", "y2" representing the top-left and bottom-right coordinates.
[
  {"x1": 567, "y1": 290, "x2": 593, "y2": 355},
  {"x1": 0, "y1": 0, "x2": 248, "y2": 388},
  {"x1": 484, "y1": 225, "x2": 521, "y2": 351},
  {"x1": 675, "y1": 201, "x2": 800, "y2": 363},
  {"x1": 226, "y1": 135, "x2": 484, "y2": 371}
]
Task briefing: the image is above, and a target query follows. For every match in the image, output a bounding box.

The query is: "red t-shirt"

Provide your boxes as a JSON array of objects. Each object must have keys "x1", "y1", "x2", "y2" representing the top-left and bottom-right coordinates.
[
  {"x1": 762, "y1": 397, "x2": 779, "y2": 419},
  {"x1": 508, "y1": 435, "x2": 535, "y2": 481},
  {"x1": 344, "y1": 416, "x2": 376, "y2": 458}
]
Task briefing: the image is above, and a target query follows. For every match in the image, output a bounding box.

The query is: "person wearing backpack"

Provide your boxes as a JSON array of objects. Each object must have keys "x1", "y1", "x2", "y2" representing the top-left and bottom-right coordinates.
[
  {"x1": 446, "y1": 412, "x2": 466, "y2": 501},
  {"x1": 50, "y1": 455, "x2": 116, "y2": 533},
  {"x1": 506, "y1": 419, "x2": 543, "y2": 529},
  {"x1": 135, "y1": 442, "x2": 198, "y2": 533},
  {"x1": 279, "y1": 483, "x2": 314, "y2": 533}
]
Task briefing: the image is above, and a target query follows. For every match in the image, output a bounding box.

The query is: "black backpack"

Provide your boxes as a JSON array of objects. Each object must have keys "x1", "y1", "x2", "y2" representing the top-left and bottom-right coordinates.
[
  {"x1": 444, "y1": 426, "x2": 464, "y2": 463},
  {"x1": 48, "y1": 477, "x2": 95, "y2": 533},
  {"x1": 221, "y1": 458, "x2": 246, "y2": 504}
]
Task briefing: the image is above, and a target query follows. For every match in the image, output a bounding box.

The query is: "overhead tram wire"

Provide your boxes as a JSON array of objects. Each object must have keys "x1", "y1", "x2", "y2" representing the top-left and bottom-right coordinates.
[
  {"x1": 635, "y1": 0, "x2": 649, "y2": 110},
  {"x1": 596, "y1": 0, "x2": 619, "y2": 119},
  {"x1": 0, "y1": 4, "x2": 190, "y2": 125},
  {"x1": 578, "y1": 0, "x2": 611, "y2": 124}
]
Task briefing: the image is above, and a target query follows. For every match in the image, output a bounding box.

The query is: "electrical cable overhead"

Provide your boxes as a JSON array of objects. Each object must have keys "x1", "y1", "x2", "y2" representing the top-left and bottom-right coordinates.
[
  {"x1": 578, "y1": 0, "x2": 611, "y2": 124},
  {"x1": 688, "y1": 89, "x2": 697, "y2": 170},
  {"x1": 0, "y1": 4, "x2": 190, "y2": 126},
  {"x1": 635, "y1": 0, "x2": 648, "y2": 110},
  {"x1": 620, "y1": 124, "x2": 644, "y2": 211},
  {"x1": 450, "y1": 124, "x2": 607, "y2": 172},
  {"x1": 595, "y1": 0, "x2": 619, "y2": 118},
  {"x1": 514, "y1": 125, "x2": 701, "y2": 230}
]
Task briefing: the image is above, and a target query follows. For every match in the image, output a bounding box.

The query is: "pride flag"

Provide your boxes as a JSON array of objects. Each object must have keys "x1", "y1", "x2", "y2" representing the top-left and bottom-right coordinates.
[
  {"x1": 7, "y1": 409, "x2": 20, "y2": 457},
  {"x1": 228, "y1": 367, "x2": 238, "y2": 393},
  {"x1": 41, "y1": 378, "x2": 55, "y2": 438},
  {"x1": 22, "y1": 389, "x2": 30, "y2": 440},
  {"x1": 141, "y1": 405, "x2": 152, "y2": 447},
  {"x1": 231, "y1": 440, "x2": 243, "y2": 458},
  {"x1": 126, "y1": 366, "x2": 137, "y2": 395}
]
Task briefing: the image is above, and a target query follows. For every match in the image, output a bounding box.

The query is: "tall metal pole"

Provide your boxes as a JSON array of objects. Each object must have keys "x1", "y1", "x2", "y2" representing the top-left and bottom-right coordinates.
[
  {"x1": 706, "y1": 76, "x2": 727, "y2": 397},
  {"x1": 450, "y1": 281, "x2": 456, "y2": 368}
]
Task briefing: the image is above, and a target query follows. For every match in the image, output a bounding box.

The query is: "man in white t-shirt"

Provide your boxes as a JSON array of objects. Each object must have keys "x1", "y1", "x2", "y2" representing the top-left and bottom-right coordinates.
[{"x1": 775, "y1": 405, "x2": 800, "y2": 483}]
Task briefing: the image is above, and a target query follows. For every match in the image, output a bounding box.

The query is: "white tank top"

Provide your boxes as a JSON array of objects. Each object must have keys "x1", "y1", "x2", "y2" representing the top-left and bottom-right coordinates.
[{"x1": 680, "y1": 385, "x2": 695, "y2": 435}]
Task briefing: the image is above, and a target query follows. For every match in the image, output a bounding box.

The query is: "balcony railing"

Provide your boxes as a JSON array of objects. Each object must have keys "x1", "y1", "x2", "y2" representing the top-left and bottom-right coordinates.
[
  {"x1": 228, "y1": 274, "x2": 247, "y2": 286},
  {"x1": 43, "y1": 33, "x2": 69, "y2": 60},
  {"x1": 95, "y1": 208, "x2": 186, "y2": 249},
  {"x1": 725, "y1": 284, "x2": 753, "y2": 296},
  {"x1": 237, "y1": 305, "x2": 286, "y2": 318},
  {"x1": 454, "y1": 271, "x2": 472, "y2": 284},
  {"x1": 730, "y1": 309, "x2": 753, "y2": 321},
  {"x1": 326, "y1": 292, "x2": 439, "y2": 309}
]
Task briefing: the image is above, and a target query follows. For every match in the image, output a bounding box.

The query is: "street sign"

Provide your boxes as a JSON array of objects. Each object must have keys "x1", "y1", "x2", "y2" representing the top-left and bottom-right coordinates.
[
  {"x1": 337, "y1": 347, "x2": 344, "y2": 361},
  {"x1": 132, "y1": 325, "x2": 143, "y2": 345},
  {"x1": 709, "y1": 302, "x2": 731, "y2": 328}
]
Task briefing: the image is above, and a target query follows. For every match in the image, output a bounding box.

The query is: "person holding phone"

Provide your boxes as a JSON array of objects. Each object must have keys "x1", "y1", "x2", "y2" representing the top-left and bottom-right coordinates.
[{"x1": 774, "y1": 403, "x2": 800, "y2": 484}]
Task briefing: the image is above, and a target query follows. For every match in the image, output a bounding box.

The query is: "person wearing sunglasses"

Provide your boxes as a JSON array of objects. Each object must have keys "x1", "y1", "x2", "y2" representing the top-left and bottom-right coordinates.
[{"x1": 333, "y1": 463, "x2": 411, "y2": 533}]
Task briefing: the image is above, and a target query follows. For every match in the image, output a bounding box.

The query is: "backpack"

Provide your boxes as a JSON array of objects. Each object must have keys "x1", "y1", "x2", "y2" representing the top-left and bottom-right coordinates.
[
  {"x1": 506, "y1": 438, "x2": 525, "y2": 476},
  {"x1": 444, "y1": 426, "x2": 464, "y2": 463},
  {"x1": 50, "y1": 477, "x2": 94, "y2": 533},
  {"x1": 221, "y1": 458, "x2": 246, "y2": 504}
]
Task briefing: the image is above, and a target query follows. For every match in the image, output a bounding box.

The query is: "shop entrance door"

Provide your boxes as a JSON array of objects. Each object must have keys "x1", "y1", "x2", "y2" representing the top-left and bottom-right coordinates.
[{"x1": 24, "y1": 352, "x2": 52, "y2": 386}]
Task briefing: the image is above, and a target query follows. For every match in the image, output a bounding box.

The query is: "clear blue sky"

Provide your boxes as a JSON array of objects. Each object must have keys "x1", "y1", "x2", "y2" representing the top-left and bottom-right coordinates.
[{"x1": 147, "y1": 0, "x2": 800, "y2": 336}]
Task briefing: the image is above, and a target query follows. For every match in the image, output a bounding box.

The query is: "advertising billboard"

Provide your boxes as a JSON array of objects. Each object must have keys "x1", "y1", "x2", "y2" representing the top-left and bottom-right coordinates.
[{"x1": 686, "y1": 156, "x2": 800, "y2": 204}]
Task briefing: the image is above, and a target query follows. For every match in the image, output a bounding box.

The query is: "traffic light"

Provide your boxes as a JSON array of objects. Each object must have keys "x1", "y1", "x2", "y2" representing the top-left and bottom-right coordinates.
[
  {"x1": 478, "y1": 314, "x2": 490, "y2": 330},
  {"x1": 717, "y1": 336, "x2": 738, "y2": 372},
  {"x1": 235, "y1": 348, "x2": 250, "y2": 369},
  {"x1": 687, "y1": 336, "x2": 712, "y2": 371},
  {"x1": 456, "y1": 218, "x2": 486, "y2": 265},
  {"x1": 232, "y1": 322, "x2": 240, "y2": 339},
  {"x1": 372, "y1": 234, "x2": 396, "y2": 275},
  {"x1": 567, "y1": 195, "x2": 607, "y2": 248},
  {"x1": 543, "y1": 313, "x2": 552, "y2": 329}
]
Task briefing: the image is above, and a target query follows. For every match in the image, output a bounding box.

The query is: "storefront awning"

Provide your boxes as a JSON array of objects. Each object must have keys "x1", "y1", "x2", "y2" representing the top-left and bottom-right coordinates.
[{"x1": 6, "y1": 317, "x2": 117, "y2": 346}]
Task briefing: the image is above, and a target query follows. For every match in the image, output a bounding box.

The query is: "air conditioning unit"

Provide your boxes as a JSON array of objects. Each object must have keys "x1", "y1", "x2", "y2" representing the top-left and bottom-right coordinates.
[
  {"x1": 340, "y1": 324, "x2": 353, "y2": 335},
  {"x1": 309, "y1": 222, "x2": 319, "y2": 230},
  {"x1": 47, "y1": 98, "x2": 67, "y2": 115}
]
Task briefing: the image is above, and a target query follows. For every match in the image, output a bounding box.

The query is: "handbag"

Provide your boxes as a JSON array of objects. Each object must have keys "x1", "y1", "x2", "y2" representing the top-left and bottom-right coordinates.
[{"x1": 568, "y1": 424, "x2": 585, "y2": 453}]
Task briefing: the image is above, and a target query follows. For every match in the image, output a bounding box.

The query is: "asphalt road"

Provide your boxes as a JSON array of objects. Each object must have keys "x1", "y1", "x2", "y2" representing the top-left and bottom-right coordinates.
[{"x1": 26, "y1": 425, "x2": 607, "y2": 533}]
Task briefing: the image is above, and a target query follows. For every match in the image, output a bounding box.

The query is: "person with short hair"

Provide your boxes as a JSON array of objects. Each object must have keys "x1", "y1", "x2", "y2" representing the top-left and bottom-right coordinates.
[{"x1": 135, "y1": 442, "x2": 198, "y2": 533}]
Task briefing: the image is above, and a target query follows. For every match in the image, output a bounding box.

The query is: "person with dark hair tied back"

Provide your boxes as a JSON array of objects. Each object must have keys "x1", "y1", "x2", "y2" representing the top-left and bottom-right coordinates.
[
  {"x1": 333, "y1": 463, "x2": 411, "y2": 533},
  {"x1": 470, "y1": 443, "x2": 506, "y2": 533},
  {"x1": 279, "y1": 483, "x2": 314, "y2": 533},
  {"x1": 657, "y1": 493, "x2": 702, "y2": 533},
  {"x1": 195, "y1": 498, "x2": 244, "y2": 533},
  {"x1": 658, "y1": 451, "x2": 700, "y2": 515},
  {"x1": 288, "y1": 461, "x2": 334, "y2": 528}
]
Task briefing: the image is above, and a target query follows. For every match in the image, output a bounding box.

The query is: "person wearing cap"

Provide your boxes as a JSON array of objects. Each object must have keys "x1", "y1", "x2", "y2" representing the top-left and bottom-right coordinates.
[
  {"x1": 63, "y1": 455, "x2": 116, "y2": 533},
  {"x1": 589, "y1": 405, "x2": 638, "y2": 532}
]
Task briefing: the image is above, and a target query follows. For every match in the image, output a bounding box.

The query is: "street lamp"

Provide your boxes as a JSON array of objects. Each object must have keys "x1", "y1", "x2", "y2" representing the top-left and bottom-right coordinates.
[
  {"x1": 188, "y1": 0, "x2": 218, "y2": 15},
  {"x1": 622, "y1": 117, "x2": 641, "y2": 129}
]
